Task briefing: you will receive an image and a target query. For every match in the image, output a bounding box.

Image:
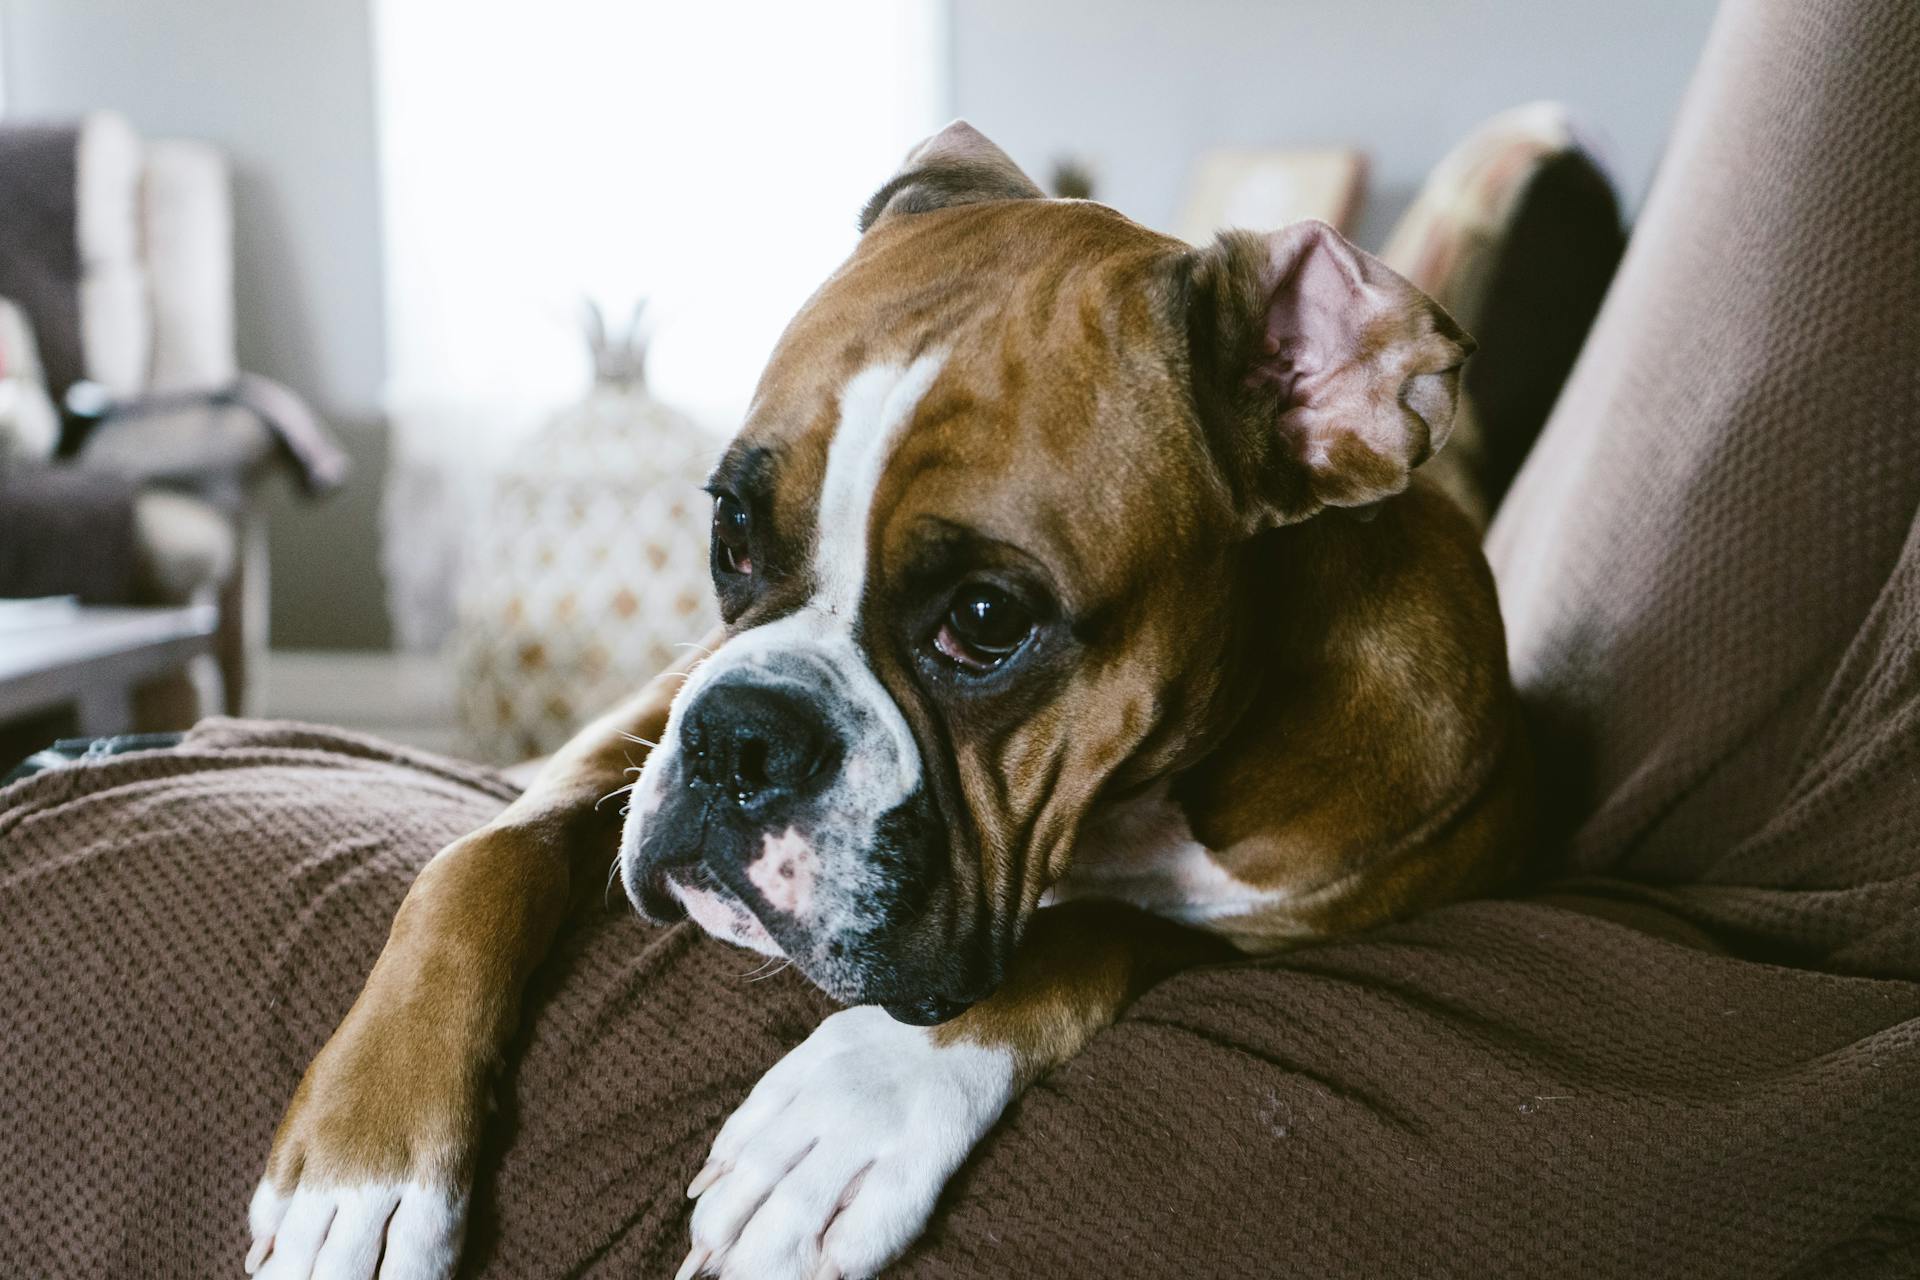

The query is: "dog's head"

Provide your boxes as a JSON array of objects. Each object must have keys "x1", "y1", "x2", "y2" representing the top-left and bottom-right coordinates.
[{"x1": 621, "y1": 123, "x2": 1470, "y2": 1023}]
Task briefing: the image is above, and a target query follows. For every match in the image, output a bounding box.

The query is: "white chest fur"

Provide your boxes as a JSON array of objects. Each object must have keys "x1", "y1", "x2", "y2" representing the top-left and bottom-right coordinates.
[{"x1": 1043, "y1": 779, "x2": 1291, "y2": 925}]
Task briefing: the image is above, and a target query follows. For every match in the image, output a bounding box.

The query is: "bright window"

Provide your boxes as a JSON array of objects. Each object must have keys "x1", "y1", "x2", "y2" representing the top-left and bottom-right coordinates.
[{"x1": 372, "y1": 1, "x2": 947, "y2": 646}]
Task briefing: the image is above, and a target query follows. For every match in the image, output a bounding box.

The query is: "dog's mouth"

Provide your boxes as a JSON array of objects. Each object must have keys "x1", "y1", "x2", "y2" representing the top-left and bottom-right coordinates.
[
  {"x1": 632, "y1": 854, "x2": 985, "y2": 1024},
  {"x1": 620, "y1": 757, "x2": 992, "y2": 1024},
  {"x1": 646, "y1": 866, "x2": 785, "y2": 958}
]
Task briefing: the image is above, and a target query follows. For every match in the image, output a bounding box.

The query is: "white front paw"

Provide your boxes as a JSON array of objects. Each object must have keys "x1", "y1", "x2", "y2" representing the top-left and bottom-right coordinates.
[
  {"x1": 681, "y1": 1006, "x2": 1016, "y2": 1280},
  {"x1": 247, "y1": 1177, "x2": 464, "y2": 1280}
]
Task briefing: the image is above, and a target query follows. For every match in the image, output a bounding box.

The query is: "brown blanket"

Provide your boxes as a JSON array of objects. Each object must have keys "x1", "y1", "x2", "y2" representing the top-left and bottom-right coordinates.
[
  {"x1": 3, "y1": 0, "x2": 1919, "y2": 1275},
  {"x1": 1, "y1": 698, "x2": 1915, "y2": 1280}
]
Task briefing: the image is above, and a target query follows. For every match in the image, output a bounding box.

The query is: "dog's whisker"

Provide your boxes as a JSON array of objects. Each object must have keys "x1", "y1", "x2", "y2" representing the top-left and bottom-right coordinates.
[
  {"x1": 594, "y1": 781, "x2": 637, "y2": 811},
  {"x1": 602, "y1": 854, "x2": 626, "y2": 911},
  {"x1": 616, "y1": 731, "x2": 659, "y2": 748},
  {"x1": 740, "y1": 957, "x2": 792, "y2": 983},
  {"x1": 674, "y1": 641, "x2": 716, "y2": 659},
  {"x1": 737, "y1": 954, "x2": 780, "y2": 980}
]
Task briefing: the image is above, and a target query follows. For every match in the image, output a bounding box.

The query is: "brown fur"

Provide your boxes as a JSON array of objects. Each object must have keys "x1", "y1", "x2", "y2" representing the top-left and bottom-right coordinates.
[{"x1": 930, "y1": 482, "x2": 1529, "y2": 1065}]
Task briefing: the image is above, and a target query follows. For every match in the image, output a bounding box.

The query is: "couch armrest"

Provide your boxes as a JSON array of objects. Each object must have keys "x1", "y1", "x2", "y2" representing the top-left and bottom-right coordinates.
[{"x1": 75, "y1": 400, "x2": 275, "y2": 507}]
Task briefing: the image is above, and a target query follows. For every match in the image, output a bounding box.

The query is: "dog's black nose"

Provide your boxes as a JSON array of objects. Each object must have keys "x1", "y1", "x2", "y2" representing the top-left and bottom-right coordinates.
[{"x1": 683, "y1": 682, "x2": 836, "y2": 810}]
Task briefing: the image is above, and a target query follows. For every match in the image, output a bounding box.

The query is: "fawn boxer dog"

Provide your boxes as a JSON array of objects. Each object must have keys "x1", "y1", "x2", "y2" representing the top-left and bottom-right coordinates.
[{"x1": 247, "y1": 122, "x2": 1529, "y2": 1280}]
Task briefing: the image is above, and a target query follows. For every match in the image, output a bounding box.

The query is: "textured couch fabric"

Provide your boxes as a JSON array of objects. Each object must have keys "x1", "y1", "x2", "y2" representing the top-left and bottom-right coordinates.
[
  {"x1": 2, "y1": 710, "x2": 1916, "y2": 1279},
  {"x1": 3, "y1": 0, "x2": 1919, "y2": 1276}
]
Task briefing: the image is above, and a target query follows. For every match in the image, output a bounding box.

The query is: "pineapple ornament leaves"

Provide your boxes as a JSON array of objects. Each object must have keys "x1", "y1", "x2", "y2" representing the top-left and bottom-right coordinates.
[{"x1": 583, "y1": 297, "x2": 653, "y2": 391}]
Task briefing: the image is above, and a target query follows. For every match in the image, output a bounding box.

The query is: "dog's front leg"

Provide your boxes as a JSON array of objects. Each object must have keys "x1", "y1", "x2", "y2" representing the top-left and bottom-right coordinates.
[
  {"x1": 245, "y1": 634, "x2": 720, "y2": 1280},
  {"x1": 683, "y1": 902, "x2": 1222, "y2": 1280}
]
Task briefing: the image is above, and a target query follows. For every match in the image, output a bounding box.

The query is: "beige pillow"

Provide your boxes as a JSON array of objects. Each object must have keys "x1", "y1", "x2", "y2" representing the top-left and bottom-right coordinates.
[{"x1": 1380, "y1": 102, "x2": 1625, "y2": 528}]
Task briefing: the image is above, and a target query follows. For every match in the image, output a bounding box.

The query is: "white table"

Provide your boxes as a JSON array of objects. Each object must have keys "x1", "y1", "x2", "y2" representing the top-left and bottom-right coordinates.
[{"x1": 0, "y1": 603, "x2": 217, "y2": 736}]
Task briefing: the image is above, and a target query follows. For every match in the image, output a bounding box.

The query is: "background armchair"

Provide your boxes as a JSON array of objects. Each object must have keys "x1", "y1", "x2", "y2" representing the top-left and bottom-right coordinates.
[{"x1": 0, "y1": 111, "x2": 343, "y2": 722}]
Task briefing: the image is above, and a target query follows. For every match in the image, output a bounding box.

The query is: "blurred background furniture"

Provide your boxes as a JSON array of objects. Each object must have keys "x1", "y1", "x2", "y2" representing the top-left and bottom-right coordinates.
[
  {"x1": 1379, "y1": 102, "x2": 1626, "y2": 527},
  {"x1": 0, "y1": 111, "x2": 343, "y2": 733},
  {"x1": 1173, "y1": 147, "x2": 1368, "y2": 244},
  {"x1": 0, "y1": 600, "x2": 215, "y2": 760}
]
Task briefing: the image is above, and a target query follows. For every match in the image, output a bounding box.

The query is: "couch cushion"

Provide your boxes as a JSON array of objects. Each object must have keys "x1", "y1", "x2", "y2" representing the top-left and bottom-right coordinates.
[
  {"x1": 1380, "y1": 102, "x2": 1625, "y2": 527},
  {"x1": 0, "y1": 296, "x2": 62, "y2": 460}
]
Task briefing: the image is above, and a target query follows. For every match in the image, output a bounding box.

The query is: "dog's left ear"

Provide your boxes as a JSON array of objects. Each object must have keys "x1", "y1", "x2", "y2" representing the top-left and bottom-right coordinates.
[
  {"x1": 1187, "y1": 220, "x2": 1474, "y2": 528},
  {"x1": 859, "y1": 120, "x2": 1045, "y2": 232}
]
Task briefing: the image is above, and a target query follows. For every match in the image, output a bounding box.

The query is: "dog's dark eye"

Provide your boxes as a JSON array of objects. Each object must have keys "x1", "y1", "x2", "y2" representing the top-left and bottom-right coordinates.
[
  {"x1": 935, "y1": 582, "x2": 1034, "y2": 671},
  {"x1": 713, "y1": 493, "x2": 752, "y2": 575}
]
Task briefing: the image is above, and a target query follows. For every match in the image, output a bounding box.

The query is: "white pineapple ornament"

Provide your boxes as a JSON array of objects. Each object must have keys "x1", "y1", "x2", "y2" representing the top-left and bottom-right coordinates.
[{"x1": 453, "y1": 301, "x2": 719, "y2": 762}]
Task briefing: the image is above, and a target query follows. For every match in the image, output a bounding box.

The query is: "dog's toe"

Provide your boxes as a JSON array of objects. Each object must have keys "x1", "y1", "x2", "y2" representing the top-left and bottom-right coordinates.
[
  {"x1": 246, "y1": 1179, "x2": 461, "y2": 1280},
  {"x1": 814, "y1": 1157, "x2": 946, "y2": 1280},
  {"x1": 686, "y1": 1005, "x2": 1016, "y2": 1280}
]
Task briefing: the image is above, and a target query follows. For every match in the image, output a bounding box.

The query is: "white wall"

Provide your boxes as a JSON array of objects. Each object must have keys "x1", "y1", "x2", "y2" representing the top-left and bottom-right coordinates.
[
  {"x1": 948, "y1": 0, "x2": 1723, "y2": 248},
  {"x1": 0, "y1": 0, "x2": 392, "y2": 647}
]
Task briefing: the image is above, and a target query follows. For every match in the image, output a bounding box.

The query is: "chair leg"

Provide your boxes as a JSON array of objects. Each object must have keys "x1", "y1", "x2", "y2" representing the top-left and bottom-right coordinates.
[{"x1": 218, "y1": 509, "x2": 270, "y2": 716}]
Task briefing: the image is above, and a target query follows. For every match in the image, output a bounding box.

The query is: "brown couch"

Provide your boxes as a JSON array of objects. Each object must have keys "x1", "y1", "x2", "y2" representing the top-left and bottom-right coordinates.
[{"x1": 1, "y1": 0, "x2": 1916, "y2": 1275}]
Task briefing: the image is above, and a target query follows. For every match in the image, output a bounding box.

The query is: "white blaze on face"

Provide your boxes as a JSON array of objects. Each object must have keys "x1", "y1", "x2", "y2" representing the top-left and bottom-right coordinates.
[
  {"x1": 620, "y1": 354, "x2": 946, "y2": 948},
  {"x1": 811, "y1": 352, "x2": 948, "y2": 618}
]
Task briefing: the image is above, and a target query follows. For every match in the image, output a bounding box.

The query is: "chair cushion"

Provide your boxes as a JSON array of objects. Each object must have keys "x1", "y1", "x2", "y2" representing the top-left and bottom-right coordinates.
[
  {"x1": 0, "y1": 111, "x2": 153, "y2": 417},
  {"x1": 143, "y1": 138, "x2": 237, "y2": 393},
  {"x1": 0, "y1": 458, "x2": 140, "y2": 603},
  {"x1": 0, "y1": 296, "x2": 62, "y2": 461},
  {"x1": 74, "y1": 110, "x2": 153, "y2": 399}
]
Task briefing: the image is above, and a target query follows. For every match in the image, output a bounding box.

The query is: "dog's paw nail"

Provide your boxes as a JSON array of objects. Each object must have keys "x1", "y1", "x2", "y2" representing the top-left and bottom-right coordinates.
[
  {"x1": 243, "y1": 1236, "x2": 270, "y2": 1273},
  {"x1": 687, "y1": 1160, "x2": 722, "y2": 1198},
  {"x1": 674, "y1": 1244, "x2": 711, "y2": 1280},
  {"x1": 812, "y1": 1259, "x2": 843, "y2": 1280}
]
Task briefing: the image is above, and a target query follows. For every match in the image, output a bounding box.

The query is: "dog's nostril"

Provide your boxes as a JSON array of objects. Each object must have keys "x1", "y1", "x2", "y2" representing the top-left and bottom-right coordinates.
[{"x1": 732, "y1": 738, "x2": 771, "y2": 801}]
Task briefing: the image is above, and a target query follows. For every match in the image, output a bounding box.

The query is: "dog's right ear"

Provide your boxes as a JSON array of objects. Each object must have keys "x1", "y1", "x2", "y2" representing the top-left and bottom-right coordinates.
[
  {"x1": 859, "y1": 120, "x2": 1045, "y2": 232},
  {"x1": 1186, "y1": 220, "x2": 1474, "y2": 530}
]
